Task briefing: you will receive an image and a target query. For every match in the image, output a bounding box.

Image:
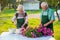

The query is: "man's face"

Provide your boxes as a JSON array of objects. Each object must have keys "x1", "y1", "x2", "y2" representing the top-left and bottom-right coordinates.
[{"x1": 41, "y1": 6, "x2": 48, "y2": 11}]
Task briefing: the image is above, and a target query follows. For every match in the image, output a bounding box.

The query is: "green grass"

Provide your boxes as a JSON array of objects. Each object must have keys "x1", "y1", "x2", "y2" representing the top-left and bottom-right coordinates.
[
  {"x1": 1, "y1": 9, "x2": 41, "y2": 14},
  {"x1": 0, "y1": 9, "x2": 60, "y2": 40}
]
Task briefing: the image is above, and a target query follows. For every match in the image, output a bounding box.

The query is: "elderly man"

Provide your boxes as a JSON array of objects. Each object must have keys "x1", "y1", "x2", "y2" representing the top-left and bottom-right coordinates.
[{"x1": 40, "y1": 2, "x2": 55, "y2": 32}]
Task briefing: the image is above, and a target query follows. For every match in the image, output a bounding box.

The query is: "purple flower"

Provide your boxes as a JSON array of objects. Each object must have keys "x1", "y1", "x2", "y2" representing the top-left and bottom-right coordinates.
[
  {"x1": 47, "y1": 28, "x2": 51, "y2": 33},
  {"x1": 37, "y1": 29, "x2": 42, "y2": 33},
  {"x1": 38, "y1": 24, "x2": 43, "y2": 29},
  {"x1": 21, "y1": 28, "x2": 24, "y2": 31},
  {"x1": 47, "y1": 28, "x2": 53, "y2": 36},
  {"x1": 42, "y1": 27, "x2": 47, "y2": 33},
  {"x1": 20, "y1": 28, "x2": 25, "y2": 35}
]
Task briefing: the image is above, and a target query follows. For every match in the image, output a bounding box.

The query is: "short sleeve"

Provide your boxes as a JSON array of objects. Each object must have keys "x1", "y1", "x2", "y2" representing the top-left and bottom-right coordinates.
[
  {"x1": 12, "y1": 13, "x2": 17, "y2": 22},
  {"x1": 50, "y1": 10, "x2": 55, "y2": 20},
  {"x1": 40, "y1": 14, "x2": 42, "y2": 20}
]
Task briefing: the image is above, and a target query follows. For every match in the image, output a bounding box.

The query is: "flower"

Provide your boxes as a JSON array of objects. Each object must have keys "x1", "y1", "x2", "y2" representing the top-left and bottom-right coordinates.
[
  {"x1": 42, "y1": 27, "x2": 47, "y2": 34},
  {"x1": 37, "y1": 29, "x2": 42, "y2": 33},
  {"x1": 21, "y1": 24, "x2": 54, "y2": 38},
  {"x1": 21, "y1": 28, "x2": 24, "y2": 31},
  {"x1": 47, "y1": 28, "x2": 53, "y2": 36},
  {"x1": 38, "y1": 24, "x2": 43, "y2": 29},
  {"x1": 31, "y1": 32, "x2": 37, "y2": 38},
  {"x1": 19, "y1": 28, "x2": 25, "y2": 35}
]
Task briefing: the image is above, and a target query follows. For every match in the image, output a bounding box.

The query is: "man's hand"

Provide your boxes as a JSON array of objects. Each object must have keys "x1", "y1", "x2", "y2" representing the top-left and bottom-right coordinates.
[
  {"x1": 44, "y1": 23, "x2": 48, "y2": 27},
  {"x1": 44, "y1": 20, "x2": 55, "y2": 27}
]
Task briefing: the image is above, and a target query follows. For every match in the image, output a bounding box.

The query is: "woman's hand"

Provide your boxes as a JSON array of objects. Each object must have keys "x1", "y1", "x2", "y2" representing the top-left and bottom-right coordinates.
[
  {"x1": 21, "y1": 24, "x2": 25, "y2": 28},
  {"x1": 21, "y1": 23, "x2": 26, "y2": 28},
  {"x1": 14, "y1": 22, "x2": 17, "y2": 26}
]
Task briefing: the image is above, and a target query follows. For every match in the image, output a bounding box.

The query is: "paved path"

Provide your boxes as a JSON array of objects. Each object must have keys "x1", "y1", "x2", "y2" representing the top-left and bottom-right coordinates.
[
  {"x1": 28, "y1": 14, "x2": 40, "y2": 18},
  {"x1": 28, "y1": 13, "x2": 58, "y2": 20}
]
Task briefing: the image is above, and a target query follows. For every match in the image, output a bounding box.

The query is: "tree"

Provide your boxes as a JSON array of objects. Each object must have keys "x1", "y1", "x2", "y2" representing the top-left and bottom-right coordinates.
[
  {"x1": 8, "y1": 0, "x2": 17, "y2": 10},
  {"x1": 20, "y1": 0, "x2": 24, "y2": 5},
  {"x1": 0, "y1": 0, "x2": 24, "y2": 11},
  {"x1": 0, "y1": 0, "x2": 17, "y2": 10},
  {"x1": 39, "y1": 0, "x2": 60, "y2": 8},
  {"x1": 56, "y1": 1, "x2": 60, "y2": 21},
  {"x1": 0, "y1": 0, "x2": 8, "y2": 10}
]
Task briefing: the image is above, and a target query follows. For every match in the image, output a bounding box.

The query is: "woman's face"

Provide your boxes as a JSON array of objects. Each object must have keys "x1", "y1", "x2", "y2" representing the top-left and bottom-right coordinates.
[{"x1": 18, "y1": 8, "x2": 24, "y2": 13}]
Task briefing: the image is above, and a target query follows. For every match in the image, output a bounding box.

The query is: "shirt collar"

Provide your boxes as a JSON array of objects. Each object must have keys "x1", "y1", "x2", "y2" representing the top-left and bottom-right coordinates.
[{"x1": 42, "y1": 8, "x2": 49, "y2": 12}]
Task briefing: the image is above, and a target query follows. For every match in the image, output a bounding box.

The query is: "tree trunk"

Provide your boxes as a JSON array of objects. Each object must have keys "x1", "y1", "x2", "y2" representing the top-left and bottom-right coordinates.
[
  {"x1": 0, "y1": 4, "x2": 1, "y2": 12},
  {"x1": 56, "y1": 7, "x2": 60, "y2": 21},
  {"x1": 1, "y1": 4, "x2": 5, "y2": 11},
  {"x1": 56, "y1": 1, "x2": 60, "y2": 21}
]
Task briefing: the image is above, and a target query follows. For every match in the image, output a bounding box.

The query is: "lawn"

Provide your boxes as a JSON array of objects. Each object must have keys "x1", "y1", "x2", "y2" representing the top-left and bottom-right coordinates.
[{"x1": 0, "y1": 9, "x2": 60, "y2": 40}]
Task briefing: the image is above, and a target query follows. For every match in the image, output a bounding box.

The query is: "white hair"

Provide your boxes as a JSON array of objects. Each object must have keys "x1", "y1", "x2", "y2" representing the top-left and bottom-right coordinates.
[
  {"x1": 17, "y1": 5, "x2": 25, "y2": 11},
  {"x1": 41, "y1": 2, "x2": 48, "y2": 7},
  {"x1": 17, "y1": 5, "x2": 24, "y2": 9}
]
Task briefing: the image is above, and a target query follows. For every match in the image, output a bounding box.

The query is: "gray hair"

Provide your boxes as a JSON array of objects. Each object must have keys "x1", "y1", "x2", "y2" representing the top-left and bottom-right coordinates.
[{"x1": 41, "y1": 2, "x2": 48, "y2": 7}]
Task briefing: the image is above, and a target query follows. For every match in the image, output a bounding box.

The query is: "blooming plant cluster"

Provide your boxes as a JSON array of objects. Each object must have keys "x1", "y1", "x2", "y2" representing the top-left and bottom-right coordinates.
[{"x1": 19, "y1": 24, "x2": 53, "y2": 38}]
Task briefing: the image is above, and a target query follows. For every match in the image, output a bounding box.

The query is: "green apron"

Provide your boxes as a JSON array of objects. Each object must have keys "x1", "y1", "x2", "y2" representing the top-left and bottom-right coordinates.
[
  {"x1": 17, "y1": 18, "x2": 25, "y2": 28},
  {"x1": 41, "y1": 15, "x2": 53, "y2": 31}
]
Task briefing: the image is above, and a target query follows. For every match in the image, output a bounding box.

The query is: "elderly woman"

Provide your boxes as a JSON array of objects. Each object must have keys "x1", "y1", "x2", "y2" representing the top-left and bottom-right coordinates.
[
  {"x1": 40, "y1": 2, "x2": 55, "y2": 32},
  {"x1": 12, "y1": 5, "x2": 28, "y2": 29}
]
